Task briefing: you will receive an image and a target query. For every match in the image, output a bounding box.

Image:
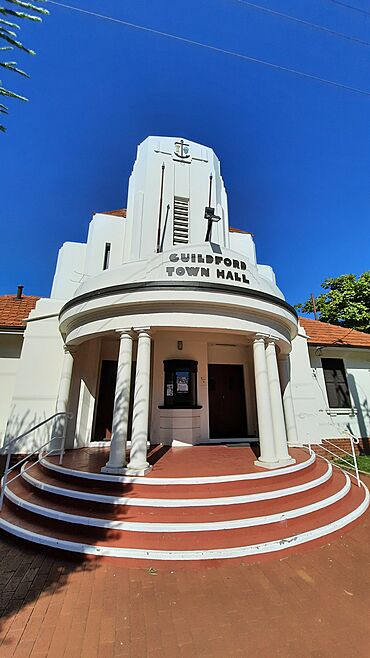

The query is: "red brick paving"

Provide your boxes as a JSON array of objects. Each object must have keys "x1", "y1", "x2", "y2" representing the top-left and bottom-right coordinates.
[{"x1": 1, "y1": 492, "x2": 370, "y2": 657}]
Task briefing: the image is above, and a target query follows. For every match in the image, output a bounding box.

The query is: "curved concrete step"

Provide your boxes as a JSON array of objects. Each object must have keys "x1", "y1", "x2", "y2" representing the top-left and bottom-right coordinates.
[
  {"x1": 0, "y1": 482, "x2": 368, "y2": 561},
  {"x1": 5, "y1": 470, "x2": 351, "y2": 532},
  {"x1": 40, "y1": 450, "x2": 315, "y2": 485},
  {"x1": 5, "y1": 466, "x2": 348, "y2": 523},
  {"x1": 20, "y1": 460, "x2": 333, "y2": 507},
  {"x1": 4, "y1": 477, "x2": 366, "y2": 550}
]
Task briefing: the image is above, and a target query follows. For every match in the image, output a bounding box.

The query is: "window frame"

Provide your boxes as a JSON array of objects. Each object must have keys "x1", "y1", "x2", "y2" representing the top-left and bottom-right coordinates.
[
  {"x1": 321, "y1": 357, "x2": 352, "y2": 410},
  {"x1": 159, "y1": 359, "x2": 202, "y2": 409},
  {"x1": 103, "y1": 242, "x2": 111, "y2": 270}
]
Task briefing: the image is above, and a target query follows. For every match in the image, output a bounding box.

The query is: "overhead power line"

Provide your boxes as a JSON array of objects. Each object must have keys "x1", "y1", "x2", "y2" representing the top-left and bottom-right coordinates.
[
  {"x1": 48, "y1": 0, "x2": 370, "y2": 99},
  {"x1": 234, "y1": 0, "x2": 370, "y2": 48},
  {"x1": 328, "y1": 0, "x2": 370, "y2": 17}
]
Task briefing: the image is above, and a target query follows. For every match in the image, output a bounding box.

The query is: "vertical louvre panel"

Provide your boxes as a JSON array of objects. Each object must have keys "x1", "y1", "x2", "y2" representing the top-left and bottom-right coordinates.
[
  {"x1": 322, "y1": 358, "x2": 351, "y2": 408},
  {"x1": 173, "y1": 197, "x2": 189, "y2": 244}
]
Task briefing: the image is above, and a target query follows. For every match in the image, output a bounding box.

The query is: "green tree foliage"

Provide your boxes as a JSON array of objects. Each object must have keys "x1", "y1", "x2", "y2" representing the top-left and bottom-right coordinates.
[
  {"x1": 0, "y1": 0, "x2": 48, "y2": 132},
  {"x1": 296, "y1": 272, "x2": 370, "y2": 333}
]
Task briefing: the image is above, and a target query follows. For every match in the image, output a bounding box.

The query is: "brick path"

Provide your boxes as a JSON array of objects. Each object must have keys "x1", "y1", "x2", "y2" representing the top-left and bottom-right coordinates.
[{"x1": 1, "y1": 506, "x2": 370, "y2": 657}]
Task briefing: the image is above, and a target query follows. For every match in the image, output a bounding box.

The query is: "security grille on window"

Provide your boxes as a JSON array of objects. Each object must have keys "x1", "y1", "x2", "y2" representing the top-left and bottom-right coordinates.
[
  {"x1": 162, "y1": 360, "x2": 198, "y2": 408},
  {"x1": 322, "y1": 358, "x2": 351, "y2": 408},
  {"x1": 173, "y1": 197, "x2": 189, "y2": 244}
]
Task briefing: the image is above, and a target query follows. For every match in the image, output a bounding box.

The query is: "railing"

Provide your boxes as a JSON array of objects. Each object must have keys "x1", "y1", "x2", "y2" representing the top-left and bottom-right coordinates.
[
  {"x1": 306, "y1": 430, "x2": 361, "y2": 487},
  {"x1": 0, "y1": 412, "x2": 72, "y2": 511}
]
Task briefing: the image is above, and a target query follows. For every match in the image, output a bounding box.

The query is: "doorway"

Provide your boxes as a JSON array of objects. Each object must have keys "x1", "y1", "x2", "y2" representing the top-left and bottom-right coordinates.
[
  {"x1": 93, "y1": 359, "x2": 136, "y2": 442},
  {"x1": 208, "y1": 364, "x2": 248, "y2": 439}
]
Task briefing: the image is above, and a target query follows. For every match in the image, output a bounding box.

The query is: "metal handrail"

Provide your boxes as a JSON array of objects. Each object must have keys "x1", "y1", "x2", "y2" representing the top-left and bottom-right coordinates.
[
  {"x1": 0, "y1": 412, "x2": 70, "y2": 452},
  {"x1": 0, "y1": 411, "x2": 72, "y2": 511},
  {"x1": 306, "y1": 432, "x2": 361, "y2": 487}
]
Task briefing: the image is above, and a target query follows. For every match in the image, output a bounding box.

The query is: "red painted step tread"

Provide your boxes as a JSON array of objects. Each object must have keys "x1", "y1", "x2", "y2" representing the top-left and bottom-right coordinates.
[
  {"x1": 1, "y1": 482, "x2": 366, "y2": 551},
  {"x1": 47, "y1": 446, "x2": 309, "y2": 478},
  {"x1": 32, "y1": 460, "x2": 328, "y2": 499},
  {"x1": 8, "y1": 468, "x2": 348, "y2": 523}
]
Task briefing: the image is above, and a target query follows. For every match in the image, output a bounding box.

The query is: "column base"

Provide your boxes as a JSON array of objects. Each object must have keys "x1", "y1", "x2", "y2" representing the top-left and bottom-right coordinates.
[
  {"x1": 124, "y1": 465, "x2": 152, "y2": 476},
  {"x1": 275, "y1": 456, "x2": 296, "y2": 467},
  {"x1": 101, "y1": 464, "x2": 152, "y2": 476},
  {"x1": 101, "y1": 464, "x2": 127, "y2": 475},
  {"x1": 254, "y1": 459, "x2": 279, "y2": 470},
  {"x1": 254, "y1": 456, "x2": 295, "y2": 470}
]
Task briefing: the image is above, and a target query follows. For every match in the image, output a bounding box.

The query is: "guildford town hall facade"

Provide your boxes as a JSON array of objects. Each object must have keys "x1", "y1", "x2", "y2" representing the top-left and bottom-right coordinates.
[{"x1": 0, "y1": 137, "x2": 369, "y2": 564}]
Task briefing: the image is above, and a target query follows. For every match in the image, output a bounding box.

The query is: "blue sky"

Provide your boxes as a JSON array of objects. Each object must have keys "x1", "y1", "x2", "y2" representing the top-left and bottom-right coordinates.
[{"x1": 1, "y1": 0, "x2": 369, "y2": 307}]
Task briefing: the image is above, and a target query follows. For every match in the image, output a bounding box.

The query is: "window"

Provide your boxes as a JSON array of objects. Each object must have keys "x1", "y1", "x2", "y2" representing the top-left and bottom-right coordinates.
[
  {"x1": 103, "y1": 243, "x2": 111, "y2": 270},
  {"x1": 322, "y1": 358, "x2": 351, "y2": 409},
  {"x1": 173, "y1": 197, "x2": 189, "y2": 244},
  {"x1": 162, "y1": 360, "x2": 199, "y2": 408}
]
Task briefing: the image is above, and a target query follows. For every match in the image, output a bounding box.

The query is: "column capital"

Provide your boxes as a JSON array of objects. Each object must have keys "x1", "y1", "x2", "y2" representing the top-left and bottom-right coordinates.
[
  {"x1": 115, "y1": 329, "x2": 134, "y2": 340},
  {"x1": 266, "y1": 335, "x2": 280, "y2": 346},
  {"x1": 63, "y1": 344, "x2": 77, "y2": 355},
  {"x1": 254, "y1": 333, "x2": 269, "y2": 343},
  {"x1": 133, "y1": 327, "x2": 152, "y2": 338}
]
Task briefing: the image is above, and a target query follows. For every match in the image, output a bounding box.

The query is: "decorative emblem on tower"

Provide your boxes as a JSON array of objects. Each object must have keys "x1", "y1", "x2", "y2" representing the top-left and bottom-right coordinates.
[{"x1": 173, "y1": 139, "x2": 191, "y2": 161}]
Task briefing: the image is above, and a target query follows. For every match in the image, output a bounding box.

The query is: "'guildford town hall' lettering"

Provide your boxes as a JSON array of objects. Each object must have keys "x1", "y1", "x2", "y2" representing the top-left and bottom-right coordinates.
[{"x1": 166, "y1": 253, "x2": 250, "y2": 284}]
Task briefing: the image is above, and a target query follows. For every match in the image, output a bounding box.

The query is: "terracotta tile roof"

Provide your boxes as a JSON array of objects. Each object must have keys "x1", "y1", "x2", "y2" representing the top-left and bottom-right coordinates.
[
  {"x1": 99, "y1": 208, "x2": 127, "y2": 217},
  {"x1": 229, "y1": 227, "x2": 252, "y2": 235},
  {"x1": 299, "y1": 317, "x2": 370, "y2": 348},
  {"x1": 0, "y1": 295, "x2": 39, "y2": 328}
]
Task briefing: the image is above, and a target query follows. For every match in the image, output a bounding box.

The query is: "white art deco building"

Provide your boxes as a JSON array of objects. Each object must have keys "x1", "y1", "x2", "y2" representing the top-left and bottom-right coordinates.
[{"x1": 0, "y1": 137, "x2": 369, "y2": 563}]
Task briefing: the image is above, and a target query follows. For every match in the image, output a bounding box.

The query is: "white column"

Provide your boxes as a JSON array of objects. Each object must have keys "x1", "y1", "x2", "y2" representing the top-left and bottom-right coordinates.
[
  {"x1": 266, "y1": 339, "x2": 295, "y2": 465},
  {"x1": 51, "y1": 345, "x2": 75, "y2": 451},
  {"x1": 126, "y1": 329, "x2": 152, "y2": 475},
  {"x1": 279, "y1": 353, "x2": 299, "y2": 446},
  {"x1": 101, "y1": 331, "x2": 133, "y2": 475},
  {"x1": 253, "y1": 335, "x2": 278, "y2": 468},
  {"x1": 56, "y1": 346, "x2": 75, "y2": 413}
]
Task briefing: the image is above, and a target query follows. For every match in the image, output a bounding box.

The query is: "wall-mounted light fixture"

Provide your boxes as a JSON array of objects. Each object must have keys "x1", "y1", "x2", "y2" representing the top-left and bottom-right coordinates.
[{"x1": 177, "y1": 340, "x2": 183, "y2": 351}]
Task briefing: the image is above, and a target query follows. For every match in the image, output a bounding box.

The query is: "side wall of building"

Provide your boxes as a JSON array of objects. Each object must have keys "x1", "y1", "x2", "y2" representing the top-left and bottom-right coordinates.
[
  {"x1": 290, "y1": 326, "x2": 370, "y2": 444},
  {"x1": 0, "y1": 333, "x2": 23, "y2": 448},
  {"x1": 3, "y1": 299, "x2": 65, "y2": 453},
  {"x1": 289, "y1": 328, "x2": 321, "y2": 443},
  {"x1": 309, "y1": 346, "x2": 370, "y2": 441}
]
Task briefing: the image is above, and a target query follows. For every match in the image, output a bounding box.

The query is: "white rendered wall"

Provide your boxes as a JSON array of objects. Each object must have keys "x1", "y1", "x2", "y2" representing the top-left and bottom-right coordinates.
[
  {"x1": 0, "y1": 333, "x2": 23, "y2": 448},
  {"x1": 84, "y1": 213, "x2": 126, "y2": 278},
  {"x1": 50, "y1": 242, "x2": 86, "y2": 300},
  {"x1": 309, "y1": 347, "x2": 370, "y2": 441},
  {"x1": 66, "y1": 338, "x2": 103, "y2": 448},
  {"x1": 229, "y1": 233, "x2": 256, "y2": 265},
  {"x1": 150, "y1": 331, "x2": 256, "y2": 445},
  {"x1": 51, "y1": 213, "x2": 126, "y2": 301},
  {"x1": 3, "y1": 299, "x2": 65, "y2": 453},
  {"x1": 256, "y1": 264, "x2": 277, "y2": 286},
  {"x1": 150, "y1": 332, "x2": 208, "y2": 445},
  {"x1": 123, "y1": 136, "x2": 230, "y2": 263},
  {"x1": 289, "y1": 327, "x2": 321, "y2": 444}
]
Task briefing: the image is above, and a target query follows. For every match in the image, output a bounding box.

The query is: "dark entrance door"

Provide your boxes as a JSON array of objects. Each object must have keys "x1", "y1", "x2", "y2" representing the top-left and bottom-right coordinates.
[
  {"x1": 208, "y1": 364, "x2": 248, "y2": 439},
  {"x1": 93, "y1": 360, "x2": 136, "y2": 442},
  {"x1": 93, "y1": 360, "x2": 117, "y2": 441}
]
